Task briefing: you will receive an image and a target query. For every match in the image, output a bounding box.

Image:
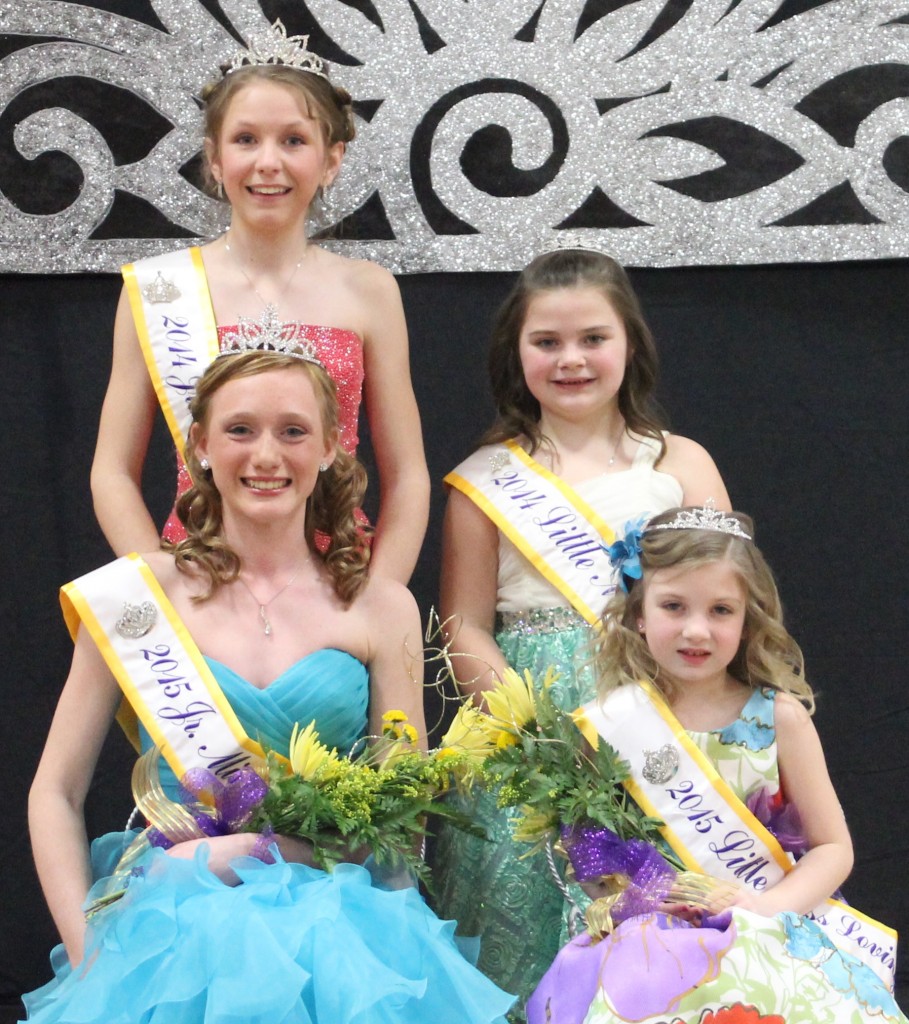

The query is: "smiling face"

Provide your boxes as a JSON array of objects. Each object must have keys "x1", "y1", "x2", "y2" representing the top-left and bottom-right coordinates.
[
  {"x1": 517, "y1": 286, "x2": 629, "y2": 427},
  {"x1": 207, "y1": 79, "x2": 344, "y2": 229},
  {"x1": 640, "y1": 559, "x2": 747, "y2": 693},
  {"x1": 192, "y1": 364, "x2": 337, "y2": 530}
]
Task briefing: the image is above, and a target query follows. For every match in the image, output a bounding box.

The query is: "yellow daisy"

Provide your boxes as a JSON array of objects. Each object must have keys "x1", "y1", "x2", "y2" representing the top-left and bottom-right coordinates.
[
  {"x1": 289, "y1": 721, "x2": 339, "y2": 780},
  {"x1": 484, "y1": 667, "x2": 537, "y2": 734}
]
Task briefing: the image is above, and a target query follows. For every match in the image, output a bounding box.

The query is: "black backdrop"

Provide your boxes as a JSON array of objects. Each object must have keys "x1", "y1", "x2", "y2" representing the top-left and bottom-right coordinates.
[{"x1": 1, "y1": 262, "x2": 907, "y2": 1020}]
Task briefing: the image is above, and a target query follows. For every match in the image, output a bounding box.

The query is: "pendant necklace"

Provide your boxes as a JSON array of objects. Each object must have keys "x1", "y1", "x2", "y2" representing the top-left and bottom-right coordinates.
[
  {"x1": 607, "y1": 420, "x2": 627, "y2": 467},
  {"x1": 224, "y1": 231, "x2": 307, "y2": 320},
  {"x1": 237, "y1": 563, "x2": 305, "y2": 637}
]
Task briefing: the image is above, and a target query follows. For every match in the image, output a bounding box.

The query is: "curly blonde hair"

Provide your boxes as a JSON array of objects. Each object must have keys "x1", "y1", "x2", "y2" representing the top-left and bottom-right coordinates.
[
  {"x1": 172, "y1": 351, "x2": 370, "y2": 604},
  {"x1": 596, "y1": 508, "x2": 814, "y2": 712}
]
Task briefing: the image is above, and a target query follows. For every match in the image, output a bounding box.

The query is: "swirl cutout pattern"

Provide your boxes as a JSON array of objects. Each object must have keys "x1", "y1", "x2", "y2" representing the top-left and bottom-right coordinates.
[{"x1": 0, "y1": 0, "x2": 907, "y2": 271}]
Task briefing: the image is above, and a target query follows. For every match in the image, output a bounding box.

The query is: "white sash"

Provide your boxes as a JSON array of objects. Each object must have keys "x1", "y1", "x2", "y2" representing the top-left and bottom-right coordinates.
[
  {"x1": 61, "y1": 554, "x2": 267, "y2": 782},
  {"x1": 445, "y1": 440, "x2": 618, "y2": 625},
  {"x1": 577, "y1": 682, "x2": 897, "y2": 988},
  {"x1": 123, "y1": 248, "x2": 219, "y2": 462}
]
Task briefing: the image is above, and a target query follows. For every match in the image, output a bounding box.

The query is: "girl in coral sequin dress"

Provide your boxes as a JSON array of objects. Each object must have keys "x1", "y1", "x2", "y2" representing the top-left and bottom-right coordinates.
[{"x1": 91, "y1": 24, "x2": 428, "y2": 583}]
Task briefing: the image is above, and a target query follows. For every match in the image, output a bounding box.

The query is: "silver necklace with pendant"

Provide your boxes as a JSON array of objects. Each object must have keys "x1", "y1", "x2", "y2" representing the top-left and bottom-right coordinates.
[
  {"x1": 224, "y1": 231, "x2": 307, "y2": 323},
  {"x1": 236, "y1": 564, "x2": 304, "y2": 637}
]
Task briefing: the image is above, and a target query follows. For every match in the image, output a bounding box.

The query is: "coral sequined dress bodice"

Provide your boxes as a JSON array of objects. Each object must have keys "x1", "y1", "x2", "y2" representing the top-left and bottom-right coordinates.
[{"x1": 162, "y1": 323, "x2": 364, "y2": 543}]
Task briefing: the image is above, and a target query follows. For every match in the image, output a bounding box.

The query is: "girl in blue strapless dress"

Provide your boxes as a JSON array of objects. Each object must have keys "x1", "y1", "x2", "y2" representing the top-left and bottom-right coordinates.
[{"x1": 22, "y1": 349, "x2": 513, "y2": 1024}]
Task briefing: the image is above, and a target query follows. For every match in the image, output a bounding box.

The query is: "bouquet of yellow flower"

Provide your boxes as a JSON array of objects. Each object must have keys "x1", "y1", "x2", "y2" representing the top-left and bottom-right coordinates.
[
  {"x1": 439, "y1": 667, "x2": 672, "y2": 859},
  {"x1": 244, "y1": 712, "x2": 479, "y2": 884}
]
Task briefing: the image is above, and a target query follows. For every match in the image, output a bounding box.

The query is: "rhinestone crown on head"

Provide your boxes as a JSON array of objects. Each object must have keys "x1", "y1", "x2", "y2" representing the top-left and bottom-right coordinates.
[
  {"x1": 649, "y1": 501, "x2": 752, "y2": 541},
  {"x1": 219, "y1": 306, "x2": 324, "y2": 367},
  {"x1": 543, "y1": 235, "x2": 619, "y2": 262},
  {"x1": 225, "y1": 19, "x2": 328, "y2": 80}
]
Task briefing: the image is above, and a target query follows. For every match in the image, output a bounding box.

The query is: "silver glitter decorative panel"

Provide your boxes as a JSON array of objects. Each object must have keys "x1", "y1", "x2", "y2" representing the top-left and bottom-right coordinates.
[{"x1": 1, "y1": 0, "x2": 908, "y2": 273}]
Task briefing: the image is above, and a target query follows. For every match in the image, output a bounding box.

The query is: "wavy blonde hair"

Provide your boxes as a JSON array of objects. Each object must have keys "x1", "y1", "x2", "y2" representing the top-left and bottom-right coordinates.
[
  {"x1": 172, "y1": 351, "x2": 370, "y2": 604},
  {"x1": 596, "y1": 508, "x2": 814, "y2": 712}
]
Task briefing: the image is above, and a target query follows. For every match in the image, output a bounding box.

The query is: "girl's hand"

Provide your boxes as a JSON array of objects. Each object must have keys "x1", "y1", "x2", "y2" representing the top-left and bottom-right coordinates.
[
  {"x1": 659, "y1": 902, "x2": 707, "y2": 924},
  {"x1": 727, "y1": 887, "x2": 779, "y2": 917},
  {"x1": 166, "y1": 833, "x2": 259, "y2": 884}
]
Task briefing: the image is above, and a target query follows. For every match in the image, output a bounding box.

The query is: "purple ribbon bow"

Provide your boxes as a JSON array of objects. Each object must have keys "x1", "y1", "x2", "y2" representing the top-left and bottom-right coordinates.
[
  {"x1": 148, "y1": 767, "x2": 267, "y2": 848},
  {"x1": 562, "y1": 823, "x2": 675, "y2": 924}
]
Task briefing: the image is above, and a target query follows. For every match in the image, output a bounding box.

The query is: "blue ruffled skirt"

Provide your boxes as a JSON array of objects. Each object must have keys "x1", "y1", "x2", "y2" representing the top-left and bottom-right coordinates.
[{"x1": 22, "y1": 835, "x2": 515, "y2": 1024}]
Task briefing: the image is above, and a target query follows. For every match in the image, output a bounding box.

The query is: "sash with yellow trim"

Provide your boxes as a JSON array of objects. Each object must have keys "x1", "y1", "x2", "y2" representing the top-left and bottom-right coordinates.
[
  {"x1": 61, "y1": 554, "x2": 266, "y2": 782},
  {"x1": 122, "y1": 248, "x2": 219, "y2": 464},
  {"x1": 576, "y1": 681, "x2": 898, "y2": 988},
  {"x1": 445, "y1": 440, "x2": 618, "y2": 625}
]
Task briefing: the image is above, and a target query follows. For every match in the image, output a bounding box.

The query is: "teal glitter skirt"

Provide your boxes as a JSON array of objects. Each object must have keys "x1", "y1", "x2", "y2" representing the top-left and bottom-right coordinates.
[{"x1": 429, "y1": 609, "x2": 597, "y2": 1022}]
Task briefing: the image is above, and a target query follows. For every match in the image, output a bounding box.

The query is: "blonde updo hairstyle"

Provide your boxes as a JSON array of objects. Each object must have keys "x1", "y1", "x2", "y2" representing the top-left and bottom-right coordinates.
[
  {"x1": 200, "y1": 63, "x2": 356, "y2": 198},
  {"x1": 173, "y1": 351, "x2": 370, "y2": 603},
  {"x1": 596, "y1": 508, "x2": 813, "y2": 711}
]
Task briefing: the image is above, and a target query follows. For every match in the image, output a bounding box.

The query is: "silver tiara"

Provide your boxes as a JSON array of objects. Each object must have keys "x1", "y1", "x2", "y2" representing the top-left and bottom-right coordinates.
[
  {"x1": 649, "y1": 501, "x2": 752, "y2": 541},
  {"x1": 542, "y1": 235, "x2": 619, "y2": 262},
  {"x1": 219, "y1": 305, "x2": 324, "y2": 367},
  {"x1": 225, "y1": 20, "x2": 328, "y2": 80}
]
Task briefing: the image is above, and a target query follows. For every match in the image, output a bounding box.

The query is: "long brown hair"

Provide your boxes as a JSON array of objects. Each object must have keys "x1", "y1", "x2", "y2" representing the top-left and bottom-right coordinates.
[
  {"x1": 172, "y1": 351, "x2": 370, "y2": 603},
  {"x1": 596, "y1": 508, "x2": 814, "y2": 711},
  {"x1": 482, "y1": 249, "x2": 667, "y2": 458}
]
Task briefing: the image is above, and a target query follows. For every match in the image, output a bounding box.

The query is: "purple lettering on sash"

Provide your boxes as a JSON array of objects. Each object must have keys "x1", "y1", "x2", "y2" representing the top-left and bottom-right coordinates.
[
  {"x1": 158, "y1": 702, "x2": 217, "y2": 740},
  {"x1": 707, "y1": 830, "x2": 770, "y2": 890},
  {"x1": 141, "y1": 644, "x2": 193, "y2": 699},
  {"x1": 494, "y1": 469, "x2": 547, "y2": 510},
  {"x1": 589, "y1": 574, "x2": 619, "y2": 597},
  {"x1": 666, "y1": 778, "x2": 723, "y2": 834},
  {"x1": 489, "y1": 464, "x2": 618, "y2": 601},
  {"x1": 835, "y1": 917, "x2": 897, "y2": 970},
  {"x1": 533, "y1": 508, "x2": 601, "y2": 570},
  {"x1": 198, "y1": 749, "x2": 256, "y2": 781},
  {"x1": 162, "y1": 315, "x2": 197, "y2": 367},
  {"x1": 163, "y1": 373, "x2": 202, "y2": 409}
]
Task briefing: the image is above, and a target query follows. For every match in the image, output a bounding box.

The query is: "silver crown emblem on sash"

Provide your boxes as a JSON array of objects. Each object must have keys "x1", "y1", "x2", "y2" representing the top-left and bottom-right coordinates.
[
  {"x1": 642, "y1": 743, "x2": 680, "y2": 784},
  {"x1": 116, "y1": 601, "x2": 157, "y2": 639},
  {"x1": 488, "y1": 449, "x2": 511, "y2": 472},
  {"x1": 142, "y1": 271, "x2": 181, "y2": 305}
]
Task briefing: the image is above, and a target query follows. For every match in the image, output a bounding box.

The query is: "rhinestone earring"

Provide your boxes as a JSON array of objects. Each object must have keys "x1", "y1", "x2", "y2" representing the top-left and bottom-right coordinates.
[
  {"x1": 319, "y1": 462, "x2": 328, "y2": 472},
  {"x1": 199, "y1": 457, "x2": 210, "y2": 471}
]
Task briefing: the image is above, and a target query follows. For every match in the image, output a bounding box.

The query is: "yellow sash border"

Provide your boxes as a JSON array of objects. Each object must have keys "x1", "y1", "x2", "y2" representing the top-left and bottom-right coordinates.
[
  {"x1": 504, "y1": 440, "x2": 619, "y2": 545},
  {"x1": 61, "y1": 554, "x2": 268, "y2": 778},
  {"x1": 445, "y1": 441, "x2": 619, "y2": 626},
  {"x1": 123, "y1": 247, "x2": 219, "y2": 462},
  {"x1": 578, "y1": 682, "x2": 897, "y2": 941}
]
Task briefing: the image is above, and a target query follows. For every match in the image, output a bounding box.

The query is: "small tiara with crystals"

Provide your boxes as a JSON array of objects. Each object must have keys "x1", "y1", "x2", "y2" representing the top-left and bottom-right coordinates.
[
  {"x1": 224, "y1": 19, "x2": 328, "y2": 79},
  {"x1": 219, "y1": 305, "x2": 325, "y2": 367},
  {"x1": 648, "y1": 501, "x2": 752, "y2": 541},
  {"x1": 542, "y1": 235, "x2": 620, "y2": 262}
]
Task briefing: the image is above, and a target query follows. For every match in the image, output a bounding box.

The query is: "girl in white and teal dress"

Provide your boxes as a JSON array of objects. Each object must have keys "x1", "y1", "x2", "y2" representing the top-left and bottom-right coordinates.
[
  {"x1": 22, "y1": 347, "x2": 513, "y2": 1024},
  {"x1": 528, "y1": 506, "x2": 905, "y2": 1024},
  {"x1": 430, "y1": 248, "x2": 730, "y2": 1016}
]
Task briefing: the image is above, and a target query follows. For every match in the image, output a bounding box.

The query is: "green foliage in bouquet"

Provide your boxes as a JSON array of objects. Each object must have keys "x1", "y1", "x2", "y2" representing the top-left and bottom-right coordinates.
[
  {"x1": 245, "y1": 713, "x2": 481, "y2": 885},
  {"x1": 442, "y1": 668, "x2": 673, "y2": 860}
]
